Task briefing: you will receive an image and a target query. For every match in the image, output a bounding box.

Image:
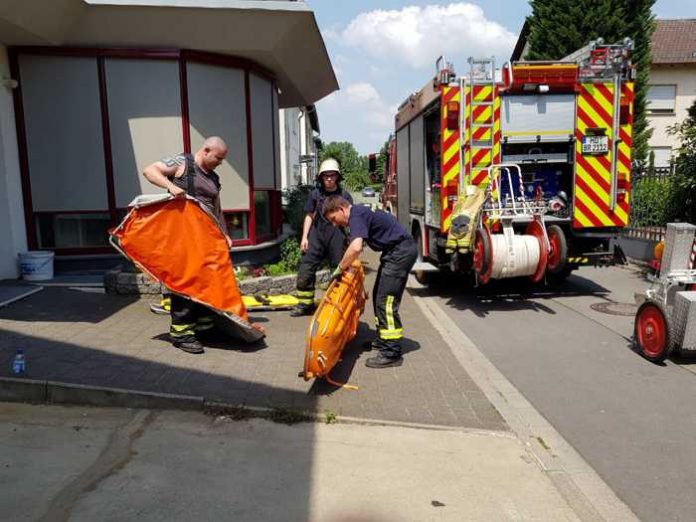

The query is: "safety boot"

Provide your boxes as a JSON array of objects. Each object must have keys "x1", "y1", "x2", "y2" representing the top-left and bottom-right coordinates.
[
  {"x1": 172, "y1": 337, "x2": 205, "y2": 354},
  {"x1": 365, "y1": 353, "x2": 403, "y2": 368},
  {"x1": 289, "y1": 303, "x2": 316, "y2": 317}
]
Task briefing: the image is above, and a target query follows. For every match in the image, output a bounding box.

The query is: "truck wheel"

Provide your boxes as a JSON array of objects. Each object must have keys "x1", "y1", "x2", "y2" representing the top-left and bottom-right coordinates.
[
  {"x1": 634, "y1": 301, "x2": 674, "y2": 363},
  {"x1": 547, "y1": 225, "x2": 568, "y2": 275},
  {"x1": 413, "y1": 227, "x2": 434, "y2": 285},
  {"x1": 473, "y1": 227, "x2": 492, "y2": 285}
]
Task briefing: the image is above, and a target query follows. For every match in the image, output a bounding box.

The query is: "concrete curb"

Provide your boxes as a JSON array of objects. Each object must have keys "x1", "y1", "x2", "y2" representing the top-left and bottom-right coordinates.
[
  {"x1": 0, "y1": 377, "x2": 511, "y2": 435},
  {"x1": 413, "y1": 291, "x2": 639, "y2": 522},
  {"x1": 0, "y1": 377, "x2": 203, "y2": 411}
]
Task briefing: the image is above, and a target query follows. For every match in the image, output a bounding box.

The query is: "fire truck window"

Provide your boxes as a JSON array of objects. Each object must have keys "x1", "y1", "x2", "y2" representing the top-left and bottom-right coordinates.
[{"x1": 425, "y1": 111, "x2": 441, "y2": 187}]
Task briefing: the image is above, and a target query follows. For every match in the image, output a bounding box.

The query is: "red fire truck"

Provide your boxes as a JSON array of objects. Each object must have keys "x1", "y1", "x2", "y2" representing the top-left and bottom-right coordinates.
[{"x1": 382, "y1": 38, "x2": 635, "y2": 284}]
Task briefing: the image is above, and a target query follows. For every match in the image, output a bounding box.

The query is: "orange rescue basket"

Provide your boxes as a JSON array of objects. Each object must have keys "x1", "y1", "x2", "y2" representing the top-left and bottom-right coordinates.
[{"x1": 302, "y1": 260, "x2": 367, "y2": 389}]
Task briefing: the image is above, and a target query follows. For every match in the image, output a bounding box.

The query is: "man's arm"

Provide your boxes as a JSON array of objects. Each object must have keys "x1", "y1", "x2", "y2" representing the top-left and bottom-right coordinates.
[
  {"x1": 337, "y1": 237, "x2": 363, "y2": 271},
  {"x1": 300, "y1": 213, "x2": 313, "y2": 252},
  {"x1": 142, "y1": 161, "x2": 185, "y2": 196}
]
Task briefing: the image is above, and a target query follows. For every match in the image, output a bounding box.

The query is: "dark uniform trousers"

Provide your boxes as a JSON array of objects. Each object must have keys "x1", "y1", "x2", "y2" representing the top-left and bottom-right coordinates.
[
  {"x1": 372, "y1": 237, "x2": 418, "y2": 357},
  {"x1": 169, "y1": 295, "x2": 216, "y2": 341},
  {"x1": 295, "y1": 221, "x2": 346, "y2": 306}
]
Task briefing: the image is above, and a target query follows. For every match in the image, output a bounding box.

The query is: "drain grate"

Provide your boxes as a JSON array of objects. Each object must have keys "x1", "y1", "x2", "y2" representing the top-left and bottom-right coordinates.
[{"x1": 590, "y1": 302, "x2": 638, "y2": 316}]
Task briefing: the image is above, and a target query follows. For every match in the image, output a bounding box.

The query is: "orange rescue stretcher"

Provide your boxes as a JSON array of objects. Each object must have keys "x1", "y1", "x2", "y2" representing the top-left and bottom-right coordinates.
[
  {"x1": 109, "y1": 194, "x2": 265, "y2": 343},
  {"x1": 301, "y1": 260, "x2": 367, "y2": 389}
]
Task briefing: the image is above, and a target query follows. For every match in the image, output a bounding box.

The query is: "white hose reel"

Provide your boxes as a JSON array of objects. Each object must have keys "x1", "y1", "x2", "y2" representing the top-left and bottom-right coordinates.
[{"x1": 474, "y1": 219, "x2": 551, "y2": 284}]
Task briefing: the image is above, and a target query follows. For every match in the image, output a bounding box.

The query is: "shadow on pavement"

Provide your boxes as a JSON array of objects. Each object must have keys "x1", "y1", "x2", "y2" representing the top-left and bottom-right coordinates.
[
  {"x1": 408, "y1": 271, "x2": 611, "y2": 317},
  {"x1": 309, "y1": 321, "x2": 421, "y2": 396},
  {"x1": 0, "y1": 287, "x2": 138, "y2": 323}
]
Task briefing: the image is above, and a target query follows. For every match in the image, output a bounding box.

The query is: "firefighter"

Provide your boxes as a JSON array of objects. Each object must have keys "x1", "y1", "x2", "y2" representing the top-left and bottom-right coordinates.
[
  {"x1": 290, "y1": 158, "x2": 353, "y2": 317},
  {"x1": 142, "y1": 136, "x2": 234, "y2": 354},
  {"x1": 322, "y1": 195, "x2": 417, "y2": 368}
]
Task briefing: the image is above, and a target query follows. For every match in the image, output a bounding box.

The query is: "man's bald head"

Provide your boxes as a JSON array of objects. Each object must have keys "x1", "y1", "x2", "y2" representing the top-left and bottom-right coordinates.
[
  {"x1": 203, "y1": 136, "x2": 227, "y2": 151},
  {"x1": 197, "y1": 136, "x2": 229, "y2": 172}
]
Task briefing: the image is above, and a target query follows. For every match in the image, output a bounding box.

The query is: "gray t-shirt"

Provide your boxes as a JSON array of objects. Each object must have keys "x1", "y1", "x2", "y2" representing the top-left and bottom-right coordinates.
[{"x1": 161, "y1": 153, "x2": 229, "y2": 235}]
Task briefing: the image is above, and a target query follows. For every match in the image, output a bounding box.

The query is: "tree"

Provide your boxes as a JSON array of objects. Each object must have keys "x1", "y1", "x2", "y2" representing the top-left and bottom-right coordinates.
[
  {"x1": 623, "y1": 0, "x2": 655, "y2": 166},
  {"x1": 525, "y1": 0, "x2": 626, "y2": 61},
  {"x1": 374, "y1": 139, "x2": 390, "y2": 185},
  {"x1": 525, "y1": 0, "x2": 655, "y2": 165},
  {"x1": 319, "y1": 141, "x2": 370, "y2": 190},
  {"x1": 666, "y1": 100, "x2": 696, "y2": 223}
]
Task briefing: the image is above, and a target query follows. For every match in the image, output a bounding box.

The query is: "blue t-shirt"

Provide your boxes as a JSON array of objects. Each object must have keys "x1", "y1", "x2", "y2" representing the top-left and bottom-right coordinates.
[
  {"x1": 305, "y1": 186, "x2": 353, "y2": 224},
  {"x1": 347, "y1": 205, "x2": 410, "y2": 251}
]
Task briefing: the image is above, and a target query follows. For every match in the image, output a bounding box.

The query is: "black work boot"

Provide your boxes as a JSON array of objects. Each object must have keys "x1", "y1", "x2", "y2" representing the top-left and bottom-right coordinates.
[
  {"x1": 172, "y1": 337, "x2": 205, "y2": 354},
  {"x1": 290, "y1": 303, "x2": 316, "y2": 317},
  {"x1": 365, "y1": 353, "x2": 403, "y2": 368}
]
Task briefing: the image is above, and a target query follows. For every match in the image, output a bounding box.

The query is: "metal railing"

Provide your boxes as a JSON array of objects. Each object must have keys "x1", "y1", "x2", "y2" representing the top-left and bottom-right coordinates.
[{"x1": 624, "y1": 165, "x2": 675, "y2": 242}]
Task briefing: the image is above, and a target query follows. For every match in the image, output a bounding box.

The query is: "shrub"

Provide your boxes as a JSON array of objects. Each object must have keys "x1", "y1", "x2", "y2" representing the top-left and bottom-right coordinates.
[
  {"x1": 666, "y1": 158, "x2": 696, "y2": 224},
  {"x1": 279, "y1": 237, "x2": 302, "y2": 272},
  {"x1": 632, "y1": 176, "x2": 672, "y2": 226},
  {"x1": 283, "y1": 184, "x2": 313, "y2": 237}
]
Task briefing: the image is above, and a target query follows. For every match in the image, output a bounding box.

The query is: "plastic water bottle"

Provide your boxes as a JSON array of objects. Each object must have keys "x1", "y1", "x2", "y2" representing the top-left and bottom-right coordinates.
[{"x1": 11, "y1": 349, "x2": 25, "y2": 375}]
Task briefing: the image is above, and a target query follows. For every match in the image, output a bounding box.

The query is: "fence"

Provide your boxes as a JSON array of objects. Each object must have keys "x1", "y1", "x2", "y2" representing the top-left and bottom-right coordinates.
[{"x1": 623, "y1": 165, "x2": 675, "y2": 243}]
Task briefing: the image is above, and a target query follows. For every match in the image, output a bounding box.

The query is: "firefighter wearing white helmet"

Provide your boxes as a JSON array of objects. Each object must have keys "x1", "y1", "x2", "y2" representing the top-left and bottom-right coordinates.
[{"x1": 290, "y1": 157, "x2": 353, "y2": 316}]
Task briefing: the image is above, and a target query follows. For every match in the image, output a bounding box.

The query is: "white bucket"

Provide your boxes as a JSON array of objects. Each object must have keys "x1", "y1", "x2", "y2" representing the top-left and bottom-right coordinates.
[{"x1": 19, "y1": 251, "x2": 55, "y2": 281}]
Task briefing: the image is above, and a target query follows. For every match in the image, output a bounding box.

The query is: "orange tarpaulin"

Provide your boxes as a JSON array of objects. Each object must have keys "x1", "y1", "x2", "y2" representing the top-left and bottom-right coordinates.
[{"x1": 110, "y1": 195, "x2": 264, "y2": 342}]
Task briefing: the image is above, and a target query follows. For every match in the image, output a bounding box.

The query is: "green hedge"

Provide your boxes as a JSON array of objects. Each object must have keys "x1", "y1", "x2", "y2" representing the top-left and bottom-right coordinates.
[{"x1": 631, "y1": 176, "x2": 672, "y2": 226}]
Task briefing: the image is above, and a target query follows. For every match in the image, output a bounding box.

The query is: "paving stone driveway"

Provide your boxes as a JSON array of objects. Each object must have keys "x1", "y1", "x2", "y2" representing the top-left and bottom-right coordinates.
[{"x1": 0, "y1": 254, "x2": 506, "y2": 429}]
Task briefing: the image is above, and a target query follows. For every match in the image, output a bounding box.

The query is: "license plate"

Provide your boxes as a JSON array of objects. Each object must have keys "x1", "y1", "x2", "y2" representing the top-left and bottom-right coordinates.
[{"x1": 582, "y1": 135, "x2": 608, "y2": 154}]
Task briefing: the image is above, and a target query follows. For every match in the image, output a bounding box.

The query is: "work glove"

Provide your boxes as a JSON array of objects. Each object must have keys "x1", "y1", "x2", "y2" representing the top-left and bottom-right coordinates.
[{"x1": 330, "y1": 266, "x2": 343, "y2": 283}]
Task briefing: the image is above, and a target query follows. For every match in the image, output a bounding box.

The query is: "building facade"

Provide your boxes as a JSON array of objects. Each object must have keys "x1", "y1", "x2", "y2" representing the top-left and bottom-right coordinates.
[
  {"x1": 645, "y1": 19, "x2": 696, "y2": 167},
  {"x1": 0, "y1": 0, "x2": 337, "y2": 279},
  {"x1": 279, "y1": 105, "x2": 320, "y2": 191}
]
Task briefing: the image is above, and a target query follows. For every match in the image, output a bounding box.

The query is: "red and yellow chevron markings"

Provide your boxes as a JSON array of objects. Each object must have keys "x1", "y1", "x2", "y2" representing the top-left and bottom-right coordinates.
[
  {"x1": 617, "y1": 82, "x2": 634, "y2": 216},
  {"x1": 441, "y1": 85, "x2": 461, "y2": 233},
  {"x1": 572, "y1": 82, "x2": 630, "y2": 229}
]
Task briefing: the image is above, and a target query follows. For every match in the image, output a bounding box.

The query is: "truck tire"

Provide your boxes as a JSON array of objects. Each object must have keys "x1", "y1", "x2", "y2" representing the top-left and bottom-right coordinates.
[
  {"x1": 634, "y1": 301, "x2": 675, "y2": 364},
  {"x1": 546, "y1": 225, "x2": 568, "y2": 275},
  {"x1": 473, "y1": 227, "x2": 492, "y2": 285}
]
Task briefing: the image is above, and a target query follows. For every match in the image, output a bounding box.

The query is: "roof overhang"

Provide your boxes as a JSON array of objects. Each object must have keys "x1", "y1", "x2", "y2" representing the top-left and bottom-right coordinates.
[{"x1": 0, "y1": 0, "x2": 338, "y2": 108}]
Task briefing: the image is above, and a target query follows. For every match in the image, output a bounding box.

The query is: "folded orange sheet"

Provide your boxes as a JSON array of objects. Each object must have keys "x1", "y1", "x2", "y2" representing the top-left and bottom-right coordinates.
[{"x1": 110, "y1": 196, "x2": 263, "y2": 342}]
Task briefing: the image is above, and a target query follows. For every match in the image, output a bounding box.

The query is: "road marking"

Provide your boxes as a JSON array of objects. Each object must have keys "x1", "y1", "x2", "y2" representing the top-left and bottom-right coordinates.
[{"x1": 413, "y1": 290, "x2": 639, "y2": 522}]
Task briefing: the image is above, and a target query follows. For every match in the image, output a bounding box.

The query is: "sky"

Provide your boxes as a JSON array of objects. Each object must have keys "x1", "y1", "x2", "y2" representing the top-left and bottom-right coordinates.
[{"x1": 307, "y1": 0, "x2": 696, "y2": 155}]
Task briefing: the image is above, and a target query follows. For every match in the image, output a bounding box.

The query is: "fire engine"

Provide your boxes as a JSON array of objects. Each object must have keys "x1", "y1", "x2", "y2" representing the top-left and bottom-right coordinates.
[{"x1": 381, "y1": 38, "x2": 635, "y2": 285}]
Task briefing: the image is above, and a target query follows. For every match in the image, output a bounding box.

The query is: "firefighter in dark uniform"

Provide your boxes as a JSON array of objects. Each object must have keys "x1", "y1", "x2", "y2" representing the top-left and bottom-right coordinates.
[
  {"x1": 323, "y1": 195, "x2": 417, "y2": 368},
  {"x1": 290, "y1": 158, "x2": 353, "y2": 316},
  {"x1": 142, "y1": 136, "x2": 235, "y2": 354}
]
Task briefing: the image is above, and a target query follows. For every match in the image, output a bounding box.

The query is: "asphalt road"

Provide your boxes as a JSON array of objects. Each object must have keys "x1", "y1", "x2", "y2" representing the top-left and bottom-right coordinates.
[{"x1": 421, "y1": 265, "x2": 696, "y2": 522}]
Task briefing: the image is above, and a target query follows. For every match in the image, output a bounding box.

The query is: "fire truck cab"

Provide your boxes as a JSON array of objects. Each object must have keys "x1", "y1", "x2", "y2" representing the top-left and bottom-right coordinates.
[{"x1": 384, "y1": 38, "x2": 635, "y2": 284}]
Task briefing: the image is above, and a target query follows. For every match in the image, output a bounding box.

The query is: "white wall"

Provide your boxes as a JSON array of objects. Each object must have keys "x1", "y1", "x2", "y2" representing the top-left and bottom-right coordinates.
[
  {"x1": 280, "y1": 107, "x2": 301, "y2": 191},
  {"x1": 0, "y1": 46, "x2": 27, "y2": 279},
  {"x1": 647, "y1": 65, "x2": 696, "y2": 158}
]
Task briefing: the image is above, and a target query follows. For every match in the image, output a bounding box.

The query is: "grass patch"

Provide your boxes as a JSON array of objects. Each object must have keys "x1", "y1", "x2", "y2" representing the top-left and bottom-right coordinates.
[{"x1": 269, "y1": 407, "x2": 312, "y2": 425}]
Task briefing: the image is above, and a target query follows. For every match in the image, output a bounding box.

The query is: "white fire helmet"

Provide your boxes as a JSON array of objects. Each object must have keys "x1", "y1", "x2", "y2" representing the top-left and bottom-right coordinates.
[{"x1": 318, "y1": 158, "x2": 341, "y2": 179}]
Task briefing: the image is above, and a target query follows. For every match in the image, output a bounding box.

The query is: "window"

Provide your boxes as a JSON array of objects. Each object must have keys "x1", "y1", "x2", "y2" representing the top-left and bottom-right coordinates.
[
  {"x1": 647, "y1": 85, "x2": 676, "y2": 113},
  {"x1": 224, "y1": 212, "x2": 248, "y2": 240},
  {"x1": 36, "y1": 213, "x2": 111, "y2": 249},
  {"x1": 650, "y1": 147, "x2": 673, "y2": 168},
  {"x1": 254, "y1": 191, "x2": 272, "y2": 238}
]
